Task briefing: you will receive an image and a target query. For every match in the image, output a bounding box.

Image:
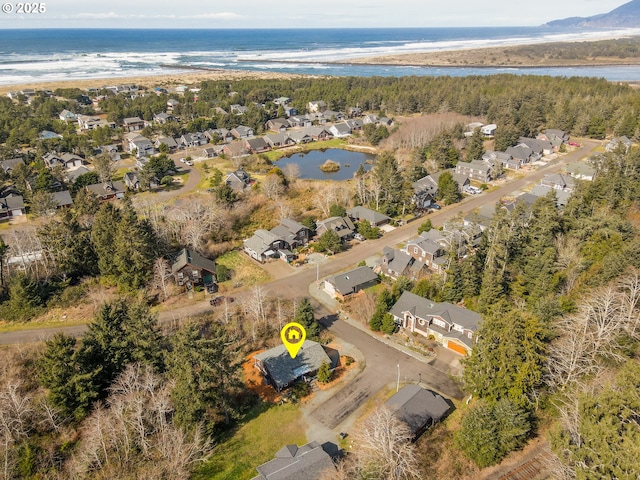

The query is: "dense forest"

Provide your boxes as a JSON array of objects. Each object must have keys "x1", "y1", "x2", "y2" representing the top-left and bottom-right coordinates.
[{"x1": 0, "y1": 73, "x2": 640, "y2": 478}]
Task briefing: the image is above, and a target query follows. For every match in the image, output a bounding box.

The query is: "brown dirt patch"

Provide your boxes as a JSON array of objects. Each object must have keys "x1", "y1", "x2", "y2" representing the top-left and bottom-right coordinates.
[{"x1": 243, "y1": 350, "x2": 283, "y2": 403}]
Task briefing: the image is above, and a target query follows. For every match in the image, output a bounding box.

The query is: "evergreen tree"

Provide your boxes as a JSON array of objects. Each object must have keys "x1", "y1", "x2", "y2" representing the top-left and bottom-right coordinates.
[
  {"x1": 91, "y1": 203, "x2": 121, "y2": 278},
  {"x1": 317, "y1": 362, "x2": 332, "y2": 384},
  {"x1": 371, "y1": 152, "x2": 404, "y2": 215},
  {"x1": 2, "y1": 273, "x2": 43, "y2": 322},
  {"x1": 315, "y1": 230, "x2": 342, "y2": 255},
  {"x1": 437, "y1": 171, "x2": 461, "y2": 205},
  {"x1": 441, "y1": 252, "x2": 463, "y2": 303},
  {"x1": 465, "y1": 128, "x2": 485, "y2": 162},
  {"x1": 294, "y1": 297, "x2": 320, "y2": 340}
]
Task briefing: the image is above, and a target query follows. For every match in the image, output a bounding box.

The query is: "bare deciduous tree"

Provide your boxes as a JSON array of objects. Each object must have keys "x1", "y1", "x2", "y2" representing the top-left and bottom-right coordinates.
[{"x1": 153, "y1": 257, "x2": 172, "y2": 302}]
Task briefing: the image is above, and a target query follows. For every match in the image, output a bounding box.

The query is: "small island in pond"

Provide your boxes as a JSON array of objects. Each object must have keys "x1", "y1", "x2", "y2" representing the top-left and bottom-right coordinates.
[{"x1": 319, "y1": 160, "x2": 341, "y2": 172}]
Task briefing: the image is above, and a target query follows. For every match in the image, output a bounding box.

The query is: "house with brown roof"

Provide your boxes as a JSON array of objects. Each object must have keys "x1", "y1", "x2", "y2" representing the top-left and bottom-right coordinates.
[
  {"x1": 85, "y1": 181, "x2": 126, "y2": 201},
  {"x1": 171, "y1": 248, "x2": 217, "y2": 293}
]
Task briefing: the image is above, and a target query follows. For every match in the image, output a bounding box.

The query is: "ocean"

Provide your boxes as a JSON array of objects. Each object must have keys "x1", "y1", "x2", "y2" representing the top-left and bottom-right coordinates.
[{"x1": 1, "y1": 27, "x2": 640, "y2": 86}]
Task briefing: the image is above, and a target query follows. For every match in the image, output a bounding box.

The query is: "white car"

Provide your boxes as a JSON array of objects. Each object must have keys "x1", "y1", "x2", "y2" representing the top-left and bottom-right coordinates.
[
  {"x1": 179, "y1": 157, "x2": 186, "y2": 163},
  {"x1": 185, "y1": 160, "x2": 193, "y2": 166},
  {"x1": 464, "y1": 186, "x2": 482, "y2": 195}
]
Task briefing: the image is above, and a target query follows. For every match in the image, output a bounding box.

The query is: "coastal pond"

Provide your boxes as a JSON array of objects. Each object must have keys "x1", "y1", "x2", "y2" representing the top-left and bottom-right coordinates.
[{"x1": 276, "y1": 148, "x2": 375, "y2": 180}]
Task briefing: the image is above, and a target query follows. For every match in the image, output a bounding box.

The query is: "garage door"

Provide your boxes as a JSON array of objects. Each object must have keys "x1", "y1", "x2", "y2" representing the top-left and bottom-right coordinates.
[{"x1": 447, "y1": 341, "x2": 467, "y2": 355}]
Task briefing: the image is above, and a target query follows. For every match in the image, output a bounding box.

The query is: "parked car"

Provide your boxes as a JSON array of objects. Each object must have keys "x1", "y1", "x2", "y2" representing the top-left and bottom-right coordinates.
[
  {"x1": 185, "y1": 160, "x2": 193, "y2": 166},
  {"x1": 464, "y1": 186, "x2": 482, "y2": 195},
  {"x1": 568, "y1": 141, "x2": 581, "y2": 147},
  {"x1": 431, "y1": 203, "x2": 441, "y2": 210},
  {"x1": 210, "y1": 296, "x2": 234, "y2": 306},
  {"x1": 354, "y1": 233, "x2": 365, "y2": 241},
  {"x1": 179, "y1": 157, "x2": 186, "y2": 163}
]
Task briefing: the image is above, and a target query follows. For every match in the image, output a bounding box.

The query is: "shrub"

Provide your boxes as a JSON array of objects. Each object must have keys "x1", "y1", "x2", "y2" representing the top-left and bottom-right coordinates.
[{"x1": 317, "y1": 362, "x2": 332, "y2": 384}]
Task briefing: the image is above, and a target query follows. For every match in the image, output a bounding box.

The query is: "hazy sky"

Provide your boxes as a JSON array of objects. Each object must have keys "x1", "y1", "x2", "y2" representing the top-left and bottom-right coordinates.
[{"x1": 0, "y1": 0, "x2": 625, "y2": 28}]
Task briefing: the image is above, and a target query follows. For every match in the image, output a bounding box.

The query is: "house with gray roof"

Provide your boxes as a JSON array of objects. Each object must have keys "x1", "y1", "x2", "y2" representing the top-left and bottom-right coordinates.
[
  {"x1": 265, "y1": 118, "x2": 290, "y2": 132},
  {"x1": 155, "y1": 136, "x2": 178, "y2": 151},
  {"x1": 324, "y1": 266, "x2": 379, "y2": 300},
  {"x1": 538, "y1": 129, "x2": 569, "y2": 148},
  {"x1": 205, "y1": 128, "x2": 234, "y2": 144},
  {"x1": 303, "y1": 126, "x2": 333, "y2": 141},
  {"x1": 171, "y1": 248, "x2": 217, "y2": 292},
  {"x1": 222, "y1": 141, "x2": 250, "y2": 158},
  {"x1": 565, "y1": 161, "x2": 595, "y2": 181},
  {"x1": 389, "y1": 290, "x2": 480, "y2": 355},
  {"x1": 328, "y1": 123, "x2": 352, "y2": 138},
  {"x1": 606, "y1": 136, "x2": 633, "y2": 153},
  {"x1": 123, "y1": 116, "x2": 145, "y2": 132},
  {"x1": 518, "y1": 137, "x2": 553, "y2": 156},
  {"x1": 505, "y1": 144, "x2": 538, "y2": 165},
  {"x1": 231, "y1": 125, "x2": 254, "y2": 139},
  {"x1": 243, "y1": 219, "x2": 310, "y2": 263},
  {"x1": 347, "y1": 205, "x2": 391, "y2": 227},
  {"x1": 402, "y1": 232, "x2": 447, "y2": 272},
  {"x1": 51, "y1": 190, "x2": 73, "y2": 209},
  {"x1": 455, "y1": 160, "x2": 492, "y2": 183},
  {"x1": 254, "y1": 340, "x2": 332, "y2": 391},
  {"x1": 377, "y1": 247, "x2": 428, "y2": 280},
  {"x1": 225, "y1": 168, "x2": 252, "y2": 191},
  {"x1": 59, "y1": 109, "x2": 77, "y2": 122},
  {"x1": 0, "y1": 187, "x2": 25, "y2": 219},
  {"x1": 483, "y1": 150, "x2": 520, "y2": 170},
  {"x1": 85, "y1": 181, "x2": 126, "y2": 201},
  {"x1": 428, "y1": 170, "x2": 470, "y2": 192},
  {"x1": 540, "y1": 173, "x2": 576, "y2": 192},
  {"x1": 384, "y1": 385, "x2": 451, "y2": 438},
  {"x1": 245, "y1": 137, "x2": 270, "y2": 154},
  {"x1": 43, "y1": 152, "x2": 84, "y2": 170},
  {"x1": 412, "y1": 175, "x2": 438, "y2": 209},
  {"x1": 0, "y1": 157, "x2": 24, "y2": 174},
  {"x1": 315, "y1": 216, "x2": 355, "y2": 242},
  {"x1": 264, "y1": 133, "x2": 296, "y2": 149},
  {"x1": 153, "y1": 112, "x2": 175, "y2": 124},
  {"x1": 251, "y1": 441, "x2": 335, "y2": 480},
  {"x1": 531, "y1": 184, "x2": 571, "y2": 208},
  {"x1": 287, "y1": 130, "x2": 313, "y2": 144}
]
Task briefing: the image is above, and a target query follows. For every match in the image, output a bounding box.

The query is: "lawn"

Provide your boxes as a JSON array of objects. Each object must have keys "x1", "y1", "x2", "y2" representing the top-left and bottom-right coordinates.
[
  {"x1": 193, "y1": 402, "x2": 306, "y2": 480},
  {"x1": 215, "y1": 250, "x2": 271, "y2": 289},
  {"x1": 262, "y1": 138, "x2": 348, "y2": 162}
]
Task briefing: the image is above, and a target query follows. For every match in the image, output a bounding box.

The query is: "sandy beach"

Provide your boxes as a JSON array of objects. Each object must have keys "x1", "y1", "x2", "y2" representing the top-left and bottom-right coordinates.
[{"x1": 0, "y1": 69, "x2": 310, "y2": 97}]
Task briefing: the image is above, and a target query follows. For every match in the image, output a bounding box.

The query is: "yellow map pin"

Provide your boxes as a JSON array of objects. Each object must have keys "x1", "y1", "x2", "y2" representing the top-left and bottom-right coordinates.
[{"x1": 281, "y1": 322, "x2": 306, "y2": 359}]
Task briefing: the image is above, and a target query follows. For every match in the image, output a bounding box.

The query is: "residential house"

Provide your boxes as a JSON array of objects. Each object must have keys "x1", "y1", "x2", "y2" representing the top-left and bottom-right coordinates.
[
  {"x1": 565, "y1": 161, "x2": 596, "y2": 181},
  {"x1": 287, "y1": 115, "x2": 312, "y2": 128},
  {"x1": 225, "y1": 168, "x2": 252, "y2": 191},
  {"x1": 59, "y1": 109, "x2": 77, "y2": 122},
  {"x1": 0, "y1": 187, "x2": 25, "y2": 219},
  {"x1": 377, "y1": 247, "x2": 428, "y2": 280},
  {"x1": 455, "y1": 160, "x2": 492, "y2": 183},
  {"x1": 251, "y1": 441, "x2": 335, "y2": 480},
  {"x1": 166, "y1": 98, "x2": 180, "y2": 111},
  {"x1": 125, "y1": 133, "x2": 155, "y2": 158},
  {"x1": 245, "y1": 137, "x2": 270, "y2": 154},
  {"x1": 39, "y1": 130, "x2": 62, "y2": 140},
  {"x1": 287, "y1": 131, "x2": 313, "y2": 144},
  {"x1": 231, "y1": 125, "x2": 254, "y2": 139},
  {"x1": 518, "y1": 137, "x2": 553, "y2": 156},
  {"x1": 153, "y1": 112, "x2": 175, "y2": 124},
  {"x1": 77, "y1": 115, "x2": 115, "y2": 131},
  {"x1": 480, "y1": 124, "x2": 497, "y2": 137},
  {"x1": 0, "y1": 157, "x2": 24, "y2": 175},
  {"x1": 538, "y1": 129, "x2": 569, "y2": 148},
  {"x1": 273, "y1": 96, "x2": 290, "y2": 106},
  {"x1": 222, "y1": 141, "x2": 249, "y2": 158},
  {"x1": 606, "y1": 136, "x2": 633, "y2": 153},
  {"x1": 304, "y1": 126, "x2": 333, "y2": 141},
  {"x1": 179, "y1": 132, "x2": 207, "y2": 148},
  {"x1": 402, "y1": 231, "x2": 447, "y2": 272},
  {"x1": 505, "y1": 144, "x2": 537, "y2": 165},
  {"x1": 346, "y1": 118, "x2": 364, "y2": 131},
  {"x1": 264, "y1": 133, "x2": 296, "y2": 149},
  {"x1": 328, "y1": 123, "x2": 352, "y2": 138},
  {"x1": 205, "y1": 128, "x2": 234, "y2": 144},
  {"x1": 307, "y1": 100, "x2": 327, "y2": 113},
  {"x1": 154, "y1": 136, "x2": 178, "y2": 151},
  {"x1": 483, "y1": 150, "x2": 520, "y2": 170},
  {"x1": 348, "y1": 106, "x2": 363, "y2": 117},
  {"x1": 464, "y1": 122, "x2": 484, "y2": 137},
  {"x1": 65, "y1": 165, "x2": 91, "y2": 183},
  {"x1": 171, "y1": 248, "x2": 217, "y2": 292},
  {"x1": 283, "y1": 105, "x2": 298, "y2": 117},
  {"x1": 97, "y1": 144, "x2": 121, "y2": 162},
  {"x1": 265, "y1": 118, "x2": 290, "y2": 132},
  {"x1": 347, "y1": 206, "x2": 391, "y2": 227},
  {"x1": 540, "y1": 173, "x2": 576, "y2": 192},
  {"x1": 323, "y1": 266, "x2": 379, "y2": 300},
  {"x1": 203, "y1": 145, "x2": 225, "y2": 158},
  {"x1": 412, "y1": 175, "x2": 438, "y2": 209},
  {"x1": 51, "y1": 190, "x2": 73, "y2": 209},
  {"x1": 122, "y1": 117, "x2": 145, "y2": 132},
  {"x1": 230, "y1": 104, "x2": 248, "y2": 115},
  {"x1": 315, "y1": 216, "x2": 356, "y2": 243},
  {"x1": 384, "y1": 385, "x2": 451, "y2": 439},
  {"x1": 428, "y1": 170, "x2": 470, "y2": 192},
  {"x1": 390, "y1": 290, "x2": 481, "y2": 355},
  {"x1": 530, "y1": 184, "x2": 571, "y2": 208},
  {"x1": 322, "y1": 110, "x2": 346, "y2": 122},
  {"x1": 85, "y1": 181, "x2": 126, "y2": 201},
  {"x1": 43, "y1": 153, "x2": 84, "y2": 170},
  {"x1": 244, "y1": 219, "x2": 310, "y2": 263},
  {"x1": 254, "y1": 340, "x2": 332, "y2": 391},
  {"x1": 464, "y1": 203, "x2": 497, "y2": 231}
]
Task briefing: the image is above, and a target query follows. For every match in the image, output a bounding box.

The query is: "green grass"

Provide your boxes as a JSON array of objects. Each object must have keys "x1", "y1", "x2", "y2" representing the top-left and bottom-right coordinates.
[
  {"x1": 193, "y1": 402, "x2": 306, "y2": 480},
  {"x1": 216, "y1": 250, "x2": 271, "y2": 288}
]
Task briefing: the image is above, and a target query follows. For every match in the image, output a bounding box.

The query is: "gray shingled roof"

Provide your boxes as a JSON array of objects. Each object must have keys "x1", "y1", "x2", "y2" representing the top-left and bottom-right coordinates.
[
  {"x1": 244, "y1": 229, "x2": 280, "y2": 256},
  {"x1": 346, "y1": 206, "x2": 390, "y2": 225},
  {"x1": 171, "y1": 248, "x2": 216, "y2": 275},
  {"x1": 389, "y1": 290, "x2": 480, "y2": 331},
  {"x1": 385, "y1": 385, "x2": 450, "y2": 434},
  {"x1": 254, "y1": 341, "x2": 331, "y2": 391},
  {"x1": 51, "y1": 190, "x2": 73, "y2": 208},
  {"x1": 327, "y1": 266, "x2": 378, "y2": 295},
  {"x1": 252, "y1": 441, "x2": 334, "y2": 480}
]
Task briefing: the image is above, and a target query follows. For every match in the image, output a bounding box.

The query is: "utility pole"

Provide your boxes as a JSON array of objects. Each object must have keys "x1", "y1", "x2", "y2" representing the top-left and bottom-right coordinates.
[{"x1": 396, "y1": 364, "x2": 400, "y2": 392}]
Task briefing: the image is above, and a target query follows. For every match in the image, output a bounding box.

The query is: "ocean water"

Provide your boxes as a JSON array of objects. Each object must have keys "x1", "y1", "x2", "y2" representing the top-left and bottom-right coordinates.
[{"x1": 1, "y1": 27, "x2": 640, "y2": 85}]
